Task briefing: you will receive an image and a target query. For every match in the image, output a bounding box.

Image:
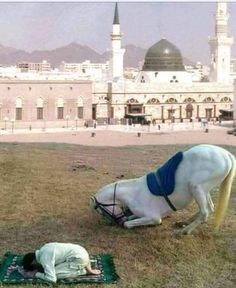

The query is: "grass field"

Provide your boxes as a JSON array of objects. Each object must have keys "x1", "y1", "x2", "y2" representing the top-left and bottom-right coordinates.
[{"x1": 0, "y1": 143, "x2": 235, "y2": 288}]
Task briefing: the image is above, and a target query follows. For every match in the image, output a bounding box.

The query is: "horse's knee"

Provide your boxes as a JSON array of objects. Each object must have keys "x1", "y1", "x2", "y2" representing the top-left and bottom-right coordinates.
[
  {"x1": 123, "y1": 221, "x2": 133, "y2": 229},
  {"x1": 209, "y1": 203, "x2": 214, "y2": 214},
  {"x1": 208, "y1": 199, "x2": 214, "y2": 213},
  {"x1": 200, "y1": 209, "x2": 210, "y2": 222},
  {"x1": 153, "y1": 217, "x2": 162, "y2": 225}
]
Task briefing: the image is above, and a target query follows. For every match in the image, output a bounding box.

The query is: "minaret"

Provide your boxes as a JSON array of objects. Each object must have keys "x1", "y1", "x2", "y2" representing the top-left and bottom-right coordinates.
[
  {"x1": 209, "y1": 2, "x2": 233, "y2": 83},
  {"x1": 110, "y1": 3, "x2": 125, "y2": 79}
]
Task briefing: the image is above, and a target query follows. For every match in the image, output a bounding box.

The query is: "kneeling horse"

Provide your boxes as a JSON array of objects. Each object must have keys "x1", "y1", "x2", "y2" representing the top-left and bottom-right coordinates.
[{"x1": 90, "y1": 144, "x2": 236, "y2": 234}]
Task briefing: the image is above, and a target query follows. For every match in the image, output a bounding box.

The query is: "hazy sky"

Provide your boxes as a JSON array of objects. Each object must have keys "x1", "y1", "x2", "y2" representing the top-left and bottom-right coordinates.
[{"x1": 0, "y1": 2, "x2": 236, "y2": 64}]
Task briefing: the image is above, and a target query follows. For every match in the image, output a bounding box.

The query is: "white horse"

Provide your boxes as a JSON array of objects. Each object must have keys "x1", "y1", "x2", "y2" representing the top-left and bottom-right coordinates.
[{"x1": 90, "y1": 144, "x2": 236, "y2": 235}]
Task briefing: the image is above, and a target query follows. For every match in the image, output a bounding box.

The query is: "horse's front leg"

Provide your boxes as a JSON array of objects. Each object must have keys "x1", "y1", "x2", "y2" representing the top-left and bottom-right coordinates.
[
  {"x1": 124, "y1": 216, "x2": 162, "y2": 228},
  {"x1": 174, "y1": 211, "x2": 200, "y2": 228},
  {"x1": 175, "y1": 185, "x2": 214, "y2": 235},
  {"x1": 174, "y1": 214, "x2": 203, "y2": 235}
]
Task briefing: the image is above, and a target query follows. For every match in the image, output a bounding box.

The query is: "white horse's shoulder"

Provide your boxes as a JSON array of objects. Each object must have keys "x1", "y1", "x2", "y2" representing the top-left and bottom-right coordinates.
[
  {"x1": 183, "y1": 144, "x2": 233, "y2": 163},
  {"x1": 186, "y1": 144, "x2": 232, "y2": 156}
]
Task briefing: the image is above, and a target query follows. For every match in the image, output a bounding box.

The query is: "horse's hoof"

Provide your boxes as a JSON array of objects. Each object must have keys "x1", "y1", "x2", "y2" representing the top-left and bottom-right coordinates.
[
  {"x1": 174, "y1": 229, "x2": 183, "y2": 236},
  {"x1": 174, "y1": 227, "x2": 189, "y2": 236},
  {"x1": 173, "y1": 221, "x2": 188, "y2": 228},
  {"x1": 123, "y1": 221, "x2": 133, "y2": 229}
]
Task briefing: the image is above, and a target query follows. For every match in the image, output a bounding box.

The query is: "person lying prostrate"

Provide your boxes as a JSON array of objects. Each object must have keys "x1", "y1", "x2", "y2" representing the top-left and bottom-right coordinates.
[{"x1": 22, "y1": 242, "x2": 101, "y2": 283}]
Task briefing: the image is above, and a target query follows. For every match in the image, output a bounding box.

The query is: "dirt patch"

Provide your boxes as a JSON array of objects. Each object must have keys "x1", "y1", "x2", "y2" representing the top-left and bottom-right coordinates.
[{"x1": 70, "y1": 161, "x2": 96, "y2": 172}]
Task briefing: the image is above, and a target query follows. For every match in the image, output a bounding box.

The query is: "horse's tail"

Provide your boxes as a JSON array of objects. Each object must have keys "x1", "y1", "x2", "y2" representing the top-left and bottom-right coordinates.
[{"x1": 214, "y1": 152, "x2": 236, "y2": 230}]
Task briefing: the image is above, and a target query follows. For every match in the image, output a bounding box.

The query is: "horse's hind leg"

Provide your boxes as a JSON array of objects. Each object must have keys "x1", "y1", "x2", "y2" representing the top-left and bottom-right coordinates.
[
  {"x1": 207, "y1": 193, "x2": 214, "y2": 213},
  {"x1": 175, "y1": 184, "x2": 213, "y2": 235}
]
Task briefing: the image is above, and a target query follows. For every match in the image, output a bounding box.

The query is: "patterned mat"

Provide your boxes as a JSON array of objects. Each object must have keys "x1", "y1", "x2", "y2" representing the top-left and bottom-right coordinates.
[{"x1": 0, "y1": 252, "x2": 119, "y2": 284}]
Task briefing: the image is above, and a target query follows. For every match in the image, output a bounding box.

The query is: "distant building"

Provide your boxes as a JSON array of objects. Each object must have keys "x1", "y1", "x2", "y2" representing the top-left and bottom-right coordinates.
[
  {"x1": 185, "y1": 62, "x2": 210, "y2": 82},
  {"x1": 0, "y1": 66, "x2": 21, "y2": 79},
  {"x1": 17, "y1": 60, "x2": 52, "y2": 72},
  {"x1": 124, "y1": 67, "x2": 139, "y2": 79},
  {"x1": 59, "y1": 60, "x2": 109, "y2": 80},
  {"x1": 0, "y1": 79, "x2": 92, "y2": 129}
]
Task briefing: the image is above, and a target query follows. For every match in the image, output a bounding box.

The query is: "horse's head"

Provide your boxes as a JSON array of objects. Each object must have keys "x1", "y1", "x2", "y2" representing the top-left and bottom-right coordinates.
[
  {"x1": 90, "y1": 195, "x2": 108, "y2": 218},
  {"x1": 90, "y1": 183, "x2": 127, "y2": 225}
]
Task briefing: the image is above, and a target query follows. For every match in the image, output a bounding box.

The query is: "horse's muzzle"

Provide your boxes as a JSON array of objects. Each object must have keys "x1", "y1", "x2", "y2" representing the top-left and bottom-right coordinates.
[
  {"x1": 90, "y1": 196, "x2": 97, "y2": 210},
  {"x1": 90, "y1": 196, "x2": 126, "y2": 226}
]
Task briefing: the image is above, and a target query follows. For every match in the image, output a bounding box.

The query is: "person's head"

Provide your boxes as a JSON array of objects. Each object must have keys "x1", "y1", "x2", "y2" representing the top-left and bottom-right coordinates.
[{"x1": 22, "y1": 252, "x2": 43, "y2": 272}]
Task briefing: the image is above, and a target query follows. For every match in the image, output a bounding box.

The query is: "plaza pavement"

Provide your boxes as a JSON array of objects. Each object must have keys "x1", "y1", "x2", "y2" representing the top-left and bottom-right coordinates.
[{"x1": 0, "y1": 121, "x2": 235, "y2": 146}]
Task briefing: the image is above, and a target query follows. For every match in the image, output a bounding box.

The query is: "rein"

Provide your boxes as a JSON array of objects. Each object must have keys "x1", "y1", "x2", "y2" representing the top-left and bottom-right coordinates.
[
  {"x1": 93, "y1": 183, "x2": 125, "y2": 225},
  {"x1": 154, "y1": 173, "x2": 177, "y2": 211}
]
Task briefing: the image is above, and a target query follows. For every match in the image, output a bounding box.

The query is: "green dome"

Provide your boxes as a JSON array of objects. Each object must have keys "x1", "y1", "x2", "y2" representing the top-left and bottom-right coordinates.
[{"x1": 143, "y1": 38, "x2": 185, "y2": 71}]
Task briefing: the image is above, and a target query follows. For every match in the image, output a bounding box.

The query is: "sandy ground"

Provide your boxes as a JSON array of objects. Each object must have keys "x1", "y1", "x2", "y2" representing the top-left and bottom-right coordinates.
[{"x1": 0, "y1": 123, "x2": 235, "y2": 146}]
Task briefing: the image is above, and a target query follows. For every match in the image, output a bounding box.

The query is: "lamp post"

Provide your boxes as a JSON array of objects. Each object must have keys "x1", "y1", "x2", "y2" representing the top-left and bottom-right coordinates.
[
  {"x1": 171, "y1": 106, "x2": 175, "y2": 130},
  {"x1": 11, "y1": 118, "x2": 15, "y2": 133},
  {"x1": 191, "y1": 116, "x2": 195, "y2": 129},
  {"x1": 4, "y1": 116, "x2": 9, "y2": 131},
  {"x1": 74, "y1": 116, "x2": 78, "y2": 130},
  {"x1": 43, "y1": 100, "x2": 47, "y2": 132},
  {"x1": 66, "y1": 115, "x2": 70, "y2": 129}
]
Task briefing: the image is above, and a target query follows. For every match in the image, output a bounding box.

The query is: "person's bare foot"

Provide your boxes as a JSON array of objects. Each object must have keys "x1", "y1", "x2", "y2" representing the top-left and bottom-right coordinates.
[{"x1": 90, "y1": 269, "x2": 101, "y2": 275}]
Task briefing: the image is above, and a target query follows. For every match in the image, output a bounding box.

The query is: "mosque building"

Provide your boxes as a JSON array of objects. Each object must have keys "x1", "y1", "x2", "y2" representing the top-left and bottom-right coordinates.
[
  {"x1": 93, "y1": 2, "x2": 234, "y2": 125},
  {"x1": 0, "y1": 2, "x2": 234, "y2": 129}
]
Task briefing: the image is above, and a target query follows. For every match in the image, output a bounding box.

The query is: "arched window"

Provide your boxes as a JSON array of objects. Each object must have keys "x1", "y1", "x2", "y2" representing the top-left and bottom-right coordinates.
[
  {"x1": 203, "y1": 97, "x2": 215, "y2": 102},
  {"x1": 147, "y1": 98, "x2": 160, "y2": 104},
  {"x1": 186, "y1": 103, "x2": 193, "y2": 119},
  {"x1": 16, "y1": 97, "x2": 23, "y2": 108},
  {"x1": 220, "y1": 96, "x2": 232, "y2": 102},
  {"x1": 165, "y1": 98, "x2": 178, "y2": 104},
  {"x1": 57, "y1": 97, "x2": 64, "y2": 119},
  {"x1": 77, "y1": 97, "x2": 84, "y2": 119},
  {"x1": 15, "y1": 97, "x2": 23, "y2": 120},
  {"x1": 37, "y1": 97, "x2": 44, "y2": 108},
  {"x1": 36, "y1": 98, "x2": 44, "y2": 120},
  {"x1": 57, "y1": 97, "x2": 64, "y2": 107},
  {"x1": 126, "y1": 98, "x2": 139, "y2": 104},
  {"x1": 183, "y1": 97, "x2": 196, "y2": 103}
]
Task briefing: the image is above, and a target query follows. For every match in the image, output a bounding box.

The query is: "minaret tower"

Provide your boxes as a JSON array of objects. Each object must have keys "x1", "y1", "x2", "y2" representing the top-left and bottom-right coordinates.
[
  {"x1": 209, "y1": 2, "x2": 233, "y2": 83},
  {"x1": 110, "y1": 3, "x2": 125, "y2": 79}
]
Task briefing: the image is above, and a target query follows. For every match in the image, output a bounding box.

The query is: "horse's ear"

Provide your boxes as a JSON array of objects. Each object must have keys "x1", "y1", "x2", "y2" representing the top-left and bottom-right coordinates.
[{"x1": 90, "y1": 197, "x2": 96, "y2": 209}]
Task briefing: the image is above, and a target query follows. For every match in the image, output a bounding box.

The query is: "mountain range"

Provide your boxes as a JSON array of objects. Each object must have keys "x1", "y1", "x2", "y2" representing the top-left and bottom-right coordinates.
[{"x1": 0, "y1": 42, "x2": 195, "y2": 68}]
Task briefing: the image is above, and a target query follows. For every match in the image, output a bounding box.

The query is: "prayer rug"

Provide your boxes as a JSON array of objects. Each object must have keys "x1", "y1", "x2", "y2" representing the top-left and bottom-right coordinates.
[{"x1": 0, "y1": 252, "x2": 119, "y2": 284}]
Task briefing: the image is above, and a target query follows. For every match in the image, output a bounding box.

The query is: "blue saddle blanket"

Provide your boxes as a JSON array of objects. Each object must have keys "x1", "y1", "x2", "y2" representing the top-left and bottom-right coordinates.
[{"x1": 146, "y1": 151, "x2": 183, "y2": 196}]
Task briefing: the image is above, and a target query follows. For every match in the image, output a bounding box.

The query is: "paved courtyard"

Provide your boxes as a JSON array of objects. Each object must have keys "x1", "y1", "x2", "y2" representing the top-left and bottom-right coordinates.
[{"x1": 0, "y1": 121, "x2": 235, "y2": 146}]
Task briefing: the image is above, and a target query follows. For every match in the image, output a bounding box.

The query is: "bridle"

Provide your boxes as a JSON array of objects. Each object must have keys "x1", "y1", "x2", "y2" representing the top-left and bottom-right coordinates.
[{"x1": 92, "y1": 183, "x2": 126, "y2": 225}]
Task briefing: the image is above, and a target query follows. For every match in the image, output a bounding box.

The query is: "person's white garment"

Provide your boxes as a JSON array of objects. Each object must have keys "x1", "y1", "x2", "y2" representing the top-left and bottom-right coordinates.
[{"x1": 35, "y1": 242, "x2": 90, "y2": 283}]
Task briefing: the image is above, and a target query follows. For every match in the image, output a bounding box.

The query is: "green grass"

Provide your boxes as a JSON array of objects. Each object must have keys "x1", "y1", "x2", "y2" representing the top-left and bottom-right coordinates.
[{"x1": 0, "y1": 143, "x2": 235, "y2": 288}]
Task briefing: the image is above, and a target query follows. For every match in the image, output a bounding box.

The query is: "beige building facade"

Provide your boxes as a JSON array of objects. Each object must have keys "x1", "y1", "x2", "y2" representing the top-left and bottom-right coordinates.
[
  {"x1": 0, "y1": 80, "x2": 92, "y2": 129},
  {"x1": 93, "y1": 81, "x2": 233, "y2": 124}
]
